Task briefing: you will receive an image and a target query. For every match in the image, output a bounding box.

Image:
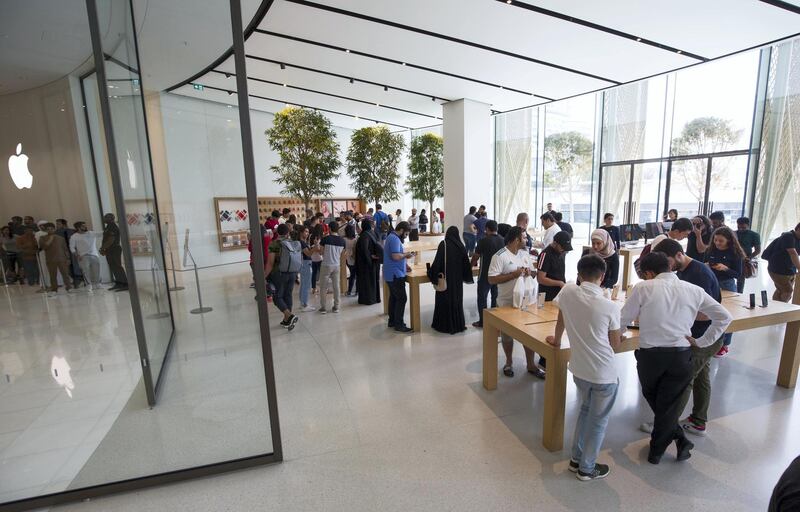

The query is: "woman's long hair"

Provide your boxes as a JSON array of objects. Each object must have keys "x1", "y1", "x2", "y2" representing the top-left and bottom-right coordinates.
[{"x1": 708, "y1": 226, "x2": 747, "y2": 261}]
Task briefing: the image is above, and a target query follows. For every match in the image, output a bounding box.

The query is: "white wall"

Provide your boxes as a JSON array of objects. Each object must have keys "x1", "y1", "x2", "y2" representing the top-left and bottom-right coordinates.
[{"x1": 159, "y1": 93, "x2": 358, "y2": 268}]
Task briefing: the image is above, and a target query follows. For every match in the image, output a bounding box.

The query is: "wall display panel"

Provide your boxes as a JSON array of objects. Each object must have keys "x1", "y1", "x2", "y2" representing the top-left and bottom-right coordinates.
[{"x1": 214, "y1": 196, "x2": 250, "y2": 250}]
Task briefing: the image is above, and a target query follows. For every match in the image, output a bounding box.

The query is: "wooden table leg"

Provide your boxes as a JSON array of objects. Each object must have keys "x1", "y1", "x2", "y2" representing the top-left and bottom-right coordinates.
[
  {"x1": 409, "y1": 280, "x2": 420, "y2": 332},
  {"x1": 542, "y1": 348, "x2": 568, "y2": 451},
  {"x1": 383, "y1": 281, "x2": 389, "y2": 315},
  {"x1": 778, "y1": 320, "x2": 800, "y2": 388},
  {"x1": 482, "y1": 316, "x2": 499, "y2": 390},
  {"x1": 340, "y1": 259, "x2": 347, "y2": 294},
  {"x1": 621, "y1": 251, "x2": 631, "y2": 290}
]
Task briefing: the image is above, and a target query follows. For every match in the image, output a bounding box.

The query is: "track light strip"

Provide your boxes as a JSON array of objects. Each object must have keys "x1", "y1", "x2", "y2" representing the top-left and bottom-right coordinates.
[
  {"x1": 211, "y1": 70, "x2": 441, "y2": 120},
  {"x1": 185, "y1": 83, "x2": 412, "y2": 129}
]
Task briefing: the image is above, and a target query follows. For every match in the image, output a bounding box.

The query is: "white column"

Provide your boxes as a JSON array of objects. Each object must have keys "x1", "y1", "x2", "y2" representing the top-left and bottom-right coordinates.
[{"x1": 443, "y1": 99, "x2": 492, "y2": 230}]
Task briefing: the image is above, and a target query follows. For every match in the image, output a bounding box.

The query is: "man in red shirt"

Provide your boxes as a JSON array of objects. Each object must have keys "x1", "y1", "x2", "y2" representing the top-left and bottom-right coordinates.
[{"x1": 264, "y1": 210, "x2": 280, "y2": 232}]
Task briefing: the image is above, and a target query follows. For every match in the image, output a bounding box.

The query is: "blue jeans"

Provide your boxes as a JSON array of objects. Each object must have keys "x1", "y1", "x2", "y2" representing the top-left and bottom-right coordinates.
[
  {"x1": 476, "y1": 278, "x2": 497, "y2": 324},
  {"x1": 299, "y1": 259, "x2": 312, "y2": 306},
  {"x1": 719, "y1": 278, "x2": 736, "y2": 346},
  {"x1": 273, "y1": 271, "x2": 297, "y2": 314},
  {"x1": 571, "y1": 377, "x2": 618, "y2": 474},
  {"x1": 463, "y1": 232, "x2": 476, "y2": 256}
]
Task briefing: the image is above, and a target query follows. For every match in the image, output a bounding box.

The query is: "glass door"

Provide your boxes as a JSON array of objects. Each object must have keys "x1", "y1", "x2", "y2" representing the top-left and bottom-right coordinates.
[
  {"x1": 707, "y1": 154, "x2": 748, "y2": 220},
  {"x1": 666, "y1": 158, "x2": 709, "y2": 219},
  {"x1": 631, "y1": 162, "x2": 666, "y2": 224}
]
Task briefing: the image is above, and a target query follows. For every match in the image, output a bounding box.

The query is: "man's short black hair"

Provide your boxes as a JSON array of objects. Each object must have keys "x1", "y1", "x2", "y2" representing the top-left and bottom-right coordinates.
[
  {"x1": 653, "y1": 238, "x2": 684, "y2": 258},
  {"x1": 737, "y1": 217, "x2": 750, "y2": 226},
  {"x1": 271, "y1": 210, "x2": 281, "y2": 218},
  {"x1": 553, "y1": 211, "x2": 563, "y2": 222},
  {"x1": 328, "y1": 220, "x2": 338, "y2": 232},
  {"x1": 540, "y1": 213, "x2": 555, "y2": 223},
  {"x1": 486, "y1": 220, "x2": 498, "y2": 232},
  {"x1": 670, "y1": 218, "x2": 693, "y2": 233},
  {"x1": 395, "y1": 221, "x2": 410, "y2": 232},
  {"x1": 56, "y1": 218, "x2": 67, "y2": 225},
  {"x1": 709, "y1": 211, "x2": 725, "y2": 222},
  {"x1": 376, "y1": 203, "x2": 382, "y2": 210},
  {"x1": 469, "y1": 206, "x2": 477, "y2": 214},
  {"x1": 282, "y1": 208, "x2": 290, "y2": 215},
  {"x1": 603, "y1": 212, "x2": 614, "y2": 221},
  {"x1": 276, "y1": 224, "x2": 290, "y2": 236},
  {"x1": 497, "y1": 223, "x2": 511, "y2": 238},
  {"x1": 505, "y1": 226, "x2": 524, "y2": 246},
  {"x1": 639, "y1": 252, "x2": 670, "y2": 275},
  {"x1": 577, "y1": 254, "x2": 606, "y2": 282},
  {"x1": 73, "y1": 221, "x2": 86, "y2": 230}
]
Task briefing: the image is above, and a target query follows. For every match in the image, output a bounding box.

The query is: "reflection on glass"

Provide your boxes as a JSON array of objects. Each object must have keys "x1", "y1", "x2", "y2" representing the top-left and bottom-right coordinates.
[
  {"x1": 708, "y1": 155, "x2": 748, "y2": 219},
  {"x1": 668, "y1": 159, "x2": 708, "y2": 219},
  {"x1": 631, "y1": 163, "x2": 665, "y2": 224},
  {"x1": 51, "y1": 355, "x2": 75, "y2": 398},
  {"x1": 599, "y1": 165, "x2": 631, "y2": 223},
  {"x1": 602, "y1": 75, "x2": 668, "y2": 163}
]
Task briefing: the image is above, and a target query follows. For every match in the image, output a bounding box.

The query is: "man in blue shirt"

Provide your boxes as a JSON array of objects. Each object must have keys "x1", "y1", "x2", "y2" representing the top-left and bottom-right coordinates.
[
  {"x1": 373, "y1": 204, "x2": 389, "y2": 240},
  {"x1": 652, "y1": 239, "x2": 722, "y2": 437},
  {"x1": 384, "y1": 222, "x2": 414, "y2": 333}
]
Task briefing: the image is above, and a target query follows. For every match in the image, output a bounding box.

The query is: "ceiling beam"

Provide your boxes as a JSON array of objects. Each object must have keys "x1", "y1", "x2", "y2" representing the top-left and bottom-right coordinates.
[
  {"x1": 244, "y1": 54, "x2": 454, "y2": 103},
  {"x1": 254, "y1": 29, "x2": 554, "y2": 100},
  {"x1": 283, "y1": 0, "x2": 620, "y2": 84},
  {"x1": 498, "y1": 0, "x2": 707, "y2": 61},
  {"x1": 759, "y1": 0, "x2": 800, "y2": 15},
  {"x1": 185, "y1": 82, "x2": 414, "y2": 129},
  {"x1": 210, "y1": 70, "x2": 441, "y2": 120}
]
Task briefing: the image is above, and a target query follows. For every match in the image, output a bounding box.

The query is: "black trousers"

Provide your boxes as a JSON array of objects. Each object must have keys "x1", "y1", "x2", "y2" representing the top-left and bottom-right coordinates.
[
  {"x1": 409, "y1": 229, "x2": 419, "y2": 241},
  {"x1": 105, "y1": 246, "x2": 128, "y2": 285},
  {"x1": 635, "y1": 348, "x2": 693, "y2": 457},
  {"x1": 386, "y1": 278, "x2": 407, "y2": 328}
]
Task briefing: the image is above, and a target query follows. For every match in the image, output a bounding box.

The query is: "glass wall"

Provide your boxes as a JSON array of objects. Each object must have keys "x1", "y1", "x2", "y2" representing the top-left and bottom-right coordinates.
[
  {"x1": 493, "y1": 38, "x2": 795, "y2": 242},
  {"x1": 0, "y1": 0, "x2": 280, "y2": 509}
]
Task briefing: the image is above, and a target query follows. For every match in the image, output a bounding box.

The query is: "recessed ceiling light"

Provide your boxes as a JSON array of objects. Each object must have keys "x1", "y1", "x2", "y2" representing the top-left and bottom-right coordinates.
[
  {"x1": 283, "y1": 83, "x2": 287, "y2": 87},
  {"x1": 636, "y1": 37, "x2": 641, "y2": 42},
  {"x1": 401, "y1": 62, "x2": 406, "y2": 66},
  {"x1": 677, "y1": 50, "x2": 682, "y2": 54},
  {"x1": 225, "y1": 73, "x2": 231, "y2": 78},
  {"x1": 506, "y1": 0, "x2": 512, "y2": 4},
  {"x1": 375, "y1": 103, "x2": 380, "y2": 107},
  {"x1": 354, "y1": 115, "x2": 359, "y2": 120},
  {"x1": 350, "y1": 78, "x2": 354, "y2": 84},
  {"x1": 280, "y1": 63, "x2": 285, "y2": 70},
  {"x1": 345, "y1": 49, "x2": 350, "y2": 53}
]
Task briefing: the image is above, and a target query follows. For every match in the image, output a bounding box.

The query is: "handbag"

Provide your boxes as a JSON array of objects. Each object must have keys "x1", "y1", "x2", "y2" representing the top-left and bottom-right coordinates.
[
  {"x1": 743, "y1": 258, "x2": 758, "y2": 278},
  {"x1": 432, "y1": 238, "x2": 447, "y2": 292}
]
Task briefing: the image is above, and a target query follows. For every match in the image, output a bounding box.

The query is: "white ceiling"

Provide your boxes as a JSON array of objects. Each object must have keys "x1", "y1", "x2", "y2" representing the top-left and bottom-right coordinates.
[
  {"x1": 0, "y1": 0, "x2": 262, "y2": 95},
  {"x1": 172, "y1": 0, "x2": 800, "y2": 130}
]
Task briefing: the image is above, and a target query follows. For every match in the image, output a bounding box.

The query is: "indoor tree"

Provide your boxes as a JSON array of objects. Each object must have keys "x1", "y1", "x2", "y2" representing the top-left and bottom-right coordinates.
[
  {"x1": 543, "y1": 131, "x2": 593, "y2": 223},
  {"x1": 672, "y1": 116, "x2": 741, "y2": 202},
  {"x1": 265, "y1": 107, "x2": 341, "y2": 209},
  {"x1": 405, "y1": 132, "x2": 444, "y2": 216},
  {"x1": 345, "y1": 125, "x2": 406, "y2": 206}
]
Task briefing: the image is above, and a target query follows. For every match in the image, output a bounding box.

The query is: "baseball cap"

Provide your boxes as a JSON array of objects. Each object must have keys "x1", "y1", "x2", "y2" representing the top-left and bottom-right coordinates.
[{"x1": 554, "y1": 231, "x2": 573, "y2": 251}]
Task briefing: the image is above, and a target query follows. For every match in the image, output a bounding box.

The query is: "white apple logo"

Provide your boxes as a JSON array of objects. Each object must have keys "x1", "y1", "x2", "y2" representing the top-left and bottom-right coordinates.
[
  {"x1": 126, "y1": 150, "x2": 136, "y2": 189},
  {"x1": 8, "y1": 143, "x2": 33, "y2": 189}
]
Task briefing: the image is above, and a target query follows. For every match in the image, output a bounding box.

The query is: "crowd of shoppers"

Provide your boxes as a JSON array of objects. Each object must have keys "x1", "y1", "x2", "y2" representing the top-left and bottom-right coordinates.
[{"x1": 2, "y1": 214, "x2": 127, "y2": 295}]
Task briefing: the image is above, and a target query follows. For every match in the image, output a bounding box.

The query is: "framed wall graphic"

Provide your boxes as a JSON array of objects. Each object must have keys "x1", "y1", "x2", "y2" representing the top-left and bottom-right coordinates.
[
  {"x1": 319, "y1": 200, "x2": 333, "y2": 218},
  {"x1": 124, "y1": 199, "x2": 156, "y2": 256},
  {"x1": 214, "y1": 197, "x2": 250, "y2": 251},
  {"x1": 332, "y1": 200, "x2": 347, "y2": 217}
]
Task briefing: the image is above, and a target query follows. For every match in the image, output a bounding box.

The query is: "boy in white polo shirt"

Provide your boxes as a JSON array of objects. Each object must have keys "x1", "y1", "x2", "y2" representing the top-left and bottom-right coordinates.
[{"x1": 547, "y1": 254, "x2": 622, "y2": 481}]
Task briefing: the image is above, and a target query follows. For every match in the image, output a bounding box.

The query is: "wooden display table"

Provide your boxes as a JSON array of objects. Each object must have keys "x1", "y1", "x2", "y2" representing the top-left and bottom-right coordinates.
[
  {"x1": 482, "y1": 294, "x2": 800, "y2": 451},
  {"x1": 339, "y1": 236, "x2": 444, "y2": 291},
  {"x1": 382, "y1": 264, "x2": 480, "y2": 332}
]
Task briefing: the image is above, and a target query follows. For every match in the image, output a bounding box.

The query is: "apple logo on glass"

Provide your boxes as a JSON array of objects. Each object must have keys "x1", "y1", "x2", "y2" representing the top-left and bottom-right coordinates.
[
  {"x1": 126, "y1": 150, "x2": 136, "y2": 189},
  {"x1": 8, "y1": 143, "x2": 33, "y2": 189}
]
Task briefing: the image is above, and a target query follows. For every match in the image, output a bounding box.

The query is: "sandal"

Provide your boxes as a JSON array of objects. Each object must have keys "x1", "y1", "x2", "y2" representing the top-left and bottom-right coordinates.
[
  {"x1": 502, "y1": 364, "x2": 514, "y2": 377},
  {"x1": 527, "y1": 367, "x2": 546, "y2": 380}
]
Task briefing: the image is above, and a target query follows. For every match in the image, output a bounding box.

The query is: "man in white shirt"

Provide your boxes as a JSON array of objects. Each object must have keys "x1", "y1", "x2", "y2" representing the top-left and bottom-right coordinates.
[
  {"x1": 535, "y1": 212, "x2": 561, "y2": 250},
  {"x1": 407, "y1": 209, "x2": 419, "y2": 241},
  {"x1": 547, "y1": 254, "x2": 622, "y2": 481},
  {"x1": 621, "y1": 252, "x2": 732, "y2": 465},
  {"x1": 488, "y1": 226, "x2": 545, "y2": 379},
  {"x1": 69, "y1": 221, "x2": 103, "y2": 290}
]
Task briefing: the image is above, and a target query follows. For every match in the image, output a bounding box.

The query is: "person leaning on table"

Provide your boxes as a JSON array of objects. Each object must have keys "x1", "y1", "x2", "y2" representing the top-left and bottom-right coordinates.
[{"x1": 620, "y1": 252, "x2": 731, "y2": 465}]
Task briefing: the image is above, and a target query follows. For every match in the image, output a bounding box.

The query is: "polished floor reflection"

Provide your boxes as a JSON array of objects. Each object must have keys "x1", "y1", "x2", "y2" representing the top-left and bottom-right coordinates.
[{"x1": 32, "y1": 256, "x2": 800, "y2": 512}]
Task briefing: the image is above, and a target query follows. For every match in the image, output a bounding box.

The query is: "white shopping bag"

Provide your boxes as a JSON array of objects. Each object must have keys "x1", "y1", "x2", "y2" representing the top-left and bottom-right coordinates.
[
  {"x1": 512, "y1": 276, "x2": 526, "y2": 308},
  {"x1": 523, "y1": 275, "x2": 537, "y2": 308}
]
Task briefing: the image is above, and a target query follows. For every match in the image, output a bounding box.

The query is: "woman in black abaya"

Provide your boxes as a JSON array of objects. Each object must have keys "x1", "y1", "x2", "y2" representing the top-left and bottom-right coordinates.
[
  {"x1": 428, "y1": 226, "x2": 474, "y2": 334},
  {"x1": 355, "y1": 219, "x2": 383, "y2": 305}
]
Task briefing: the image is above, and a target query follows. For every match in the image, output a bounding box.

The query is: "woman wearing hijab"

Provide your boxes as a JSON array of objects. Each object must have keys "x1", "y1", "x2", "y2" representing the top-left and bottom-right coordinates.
[
  {"x1": 428, "y1": 226, "x2": 474, "y2": 334},
  {"x1": 582, "y1": 229, "x2": 619, "y2": 289},
  {"x1": 355, "y1": 219, "x2": 383, "y2": 305}
]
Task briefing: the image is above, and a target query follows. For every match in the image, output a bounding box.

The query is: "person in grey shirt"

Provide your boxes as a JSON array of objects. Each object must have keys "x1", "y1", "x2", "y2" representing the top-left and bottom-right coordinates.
[
  {"x1": 407, "y1": 208, "x2": 420, "y2": 241},
  {"x1": 463, "y1": 206, "x2": 478, "y2": 257}
]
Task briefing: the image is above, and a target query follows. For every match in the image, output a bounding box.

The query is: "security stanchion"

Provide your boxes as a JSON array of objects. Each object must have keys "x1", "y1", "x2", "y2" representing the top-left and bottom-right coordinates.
[
  {"x1": 164, "y1": 222, "x2": 184, "y2": 292},
  {"x1": 183, "y1": 229, "x2": 211, "y2": 315},
  {"x1": 37, "y1": 252, "x2": 48, "y2": 292},
  {"x1": 147, "y1": 256, "x2": 170, "y2": 319},
  {"x1": 0, "y1": 258, "x2": 8, "y2": 287}
]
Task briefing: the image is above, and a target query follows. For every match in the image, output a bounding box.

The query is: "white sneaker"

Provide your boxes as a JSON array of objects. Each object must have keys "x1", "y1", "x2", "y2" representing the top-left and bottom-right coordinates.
[
  {"x1": 331, "y1": 307, "x2": 340, "y2": 314},
  {"x1": 47, "y1": 291, "x2": 58, "y2": 298},
  {"x1": 639, "y1": 422, "x2": 654, "y2": 434},
  {"x1": 300, "y1": 305, "x2": 316, "y2": 312}
]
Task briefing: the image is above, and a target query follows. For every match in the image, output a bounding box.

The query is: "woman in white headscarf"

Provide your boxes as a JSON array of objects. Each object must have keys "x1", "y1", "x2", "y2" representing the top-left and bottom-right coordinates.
[{"x1": 583, "y1": 228, "x2": 619, "y2": 289}]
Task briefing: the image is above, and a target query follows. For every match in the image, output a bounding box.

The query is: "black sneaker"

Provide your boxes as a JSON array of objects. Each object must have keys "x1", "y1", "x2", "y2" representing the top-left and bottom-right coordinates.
[
  {"x1": 287, "y1": 314, "x2": 299, "y2": 331},
  {"x1": 394, "y1": 325, "x2": 412, "y2": 333},
  {"x1": 568, "y1": 460, "x2": 579, "y2": 473},
  {"x1": 676, "y1": 437, "x2": 694, "y2": 462},
  {"x1": 279, "y1": 319, "x2": 290, "y2": 328},
  {"x1": 576, "y1": 463, "x2": 610, "y2": 481}
]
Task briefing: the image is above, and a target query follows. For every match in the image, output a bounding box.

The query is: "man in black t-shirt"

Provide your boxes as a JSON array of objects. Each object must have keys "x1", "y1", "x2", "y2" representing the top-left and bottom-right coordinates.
[
  {"x1": 537, "y1": 231, "x2": 571, "y2": 301},
  {"x1": 764, "y1": 223, "x2": 800, "y2": 302},
  {"x1": 471, "y1": 220, "x2": 505, "y2": 328},
  {"x1": 536, "y1": 231, "x2": 572, "y2": 369}
]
